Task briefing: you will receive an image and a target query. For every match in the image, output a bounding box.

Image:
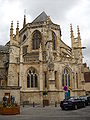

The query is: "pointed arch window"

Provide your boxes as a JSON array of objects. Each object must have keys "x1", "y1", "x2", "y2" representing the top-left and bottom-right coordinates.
[
  {"x1": 27, "y1": 74, "x2": 30, "y2": 88},
  {"x1": 23, "y1": 34, "x2": 26, "y2": 41},
  {"x1": 62, "y1": 68, "x2": 70, "y2": 87},
  {"x1": 52, "y1": 31, "x2": 56, "y2": 50},
  {"x1": 32, "y1": 30, "x2": 42, "y2": 50},
  {"x1": 27, "y1": 68, "x2": 38, "y2": 88},
  {"x1": 44, "y1": 72, "x2": 47, "y2": 88}
]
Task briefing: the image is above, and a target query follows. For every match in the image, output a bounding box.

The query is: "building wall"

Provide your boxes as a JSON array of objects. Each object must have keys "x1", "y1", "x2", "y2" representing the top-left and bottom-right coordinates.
[
  {"x1": 0, "y1": 51, "x2": 8, "y2": 86},
  {"x1": 83, "y1": 63, "x2": 90, "y2": 95},
  {"x1": 85, "y1": 83, "x2": 90, "y2": 92},
  {"x1": 0, "y1": 13, "x2": 86, "y2": 104}
]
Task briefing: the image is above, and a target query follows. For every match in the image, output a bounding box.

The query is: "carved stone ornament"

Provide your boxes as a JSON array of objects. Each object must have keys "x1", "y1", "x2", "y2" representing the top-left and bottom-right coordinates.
[{"x1": 48, "y1": 62, "x2": 54, "y2": 71}]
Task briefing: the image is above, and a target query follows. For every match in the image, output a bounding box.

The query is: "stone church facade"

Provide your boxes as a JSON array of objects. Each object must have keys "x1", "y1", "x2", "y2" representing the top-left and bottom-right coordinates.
[{"x1": 0, "y1": 12, "x2": 85, "y2": 104}]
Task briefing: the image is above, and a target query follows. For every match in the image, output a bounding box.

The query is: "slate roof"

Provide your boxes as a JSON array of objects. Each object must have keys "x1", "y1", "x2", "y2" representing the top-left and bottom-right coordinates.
[
  {"x1": 0, "y1": 45, "x2": 9, "y2": 53},
  {"x1": 32, "y1": 11, "x2": 48, "y2": 23}
]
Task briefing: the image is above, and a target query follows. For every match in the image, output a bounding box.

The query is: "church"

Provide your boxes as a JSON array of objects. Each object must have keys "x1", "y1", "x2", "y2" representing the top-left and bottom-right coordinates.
[{"x1": 0, "y1": 11, "x2": 85, "y2": 105}]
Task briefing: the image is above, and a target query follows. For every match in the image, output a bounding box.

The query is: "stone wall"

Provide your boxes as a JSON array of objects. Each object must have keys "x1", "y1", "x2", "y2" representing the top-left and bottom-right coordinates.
[
  {"x1": 20, "y1": 91, "x2": 42, "y2": 104},
  {"x1": 0, "y1": 87, "x2": 20, "y2": 105},
  {"x1": 20, "y1": 91, "x2": 65, "y2": 105},
  {"x1": 85, "y1": 83, "x2": 90, "y2": 95}
]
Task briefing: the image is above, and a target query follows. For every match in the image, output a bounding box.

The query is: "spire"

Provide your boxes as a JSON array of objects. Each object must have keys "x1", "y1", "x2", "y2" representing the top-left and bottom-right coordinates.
[
  {"x1": 77, "y1": 25, "x2": 82, "y2": 63},
  {"x1": 17, "y1": 21, "x2": 19, "y2": 29},
  {"x1": 11, "y1": 21, "x2": 13, "y2": 29},
  {"x1": 16, "y1": 21, "x2": 19, "y2": 35},
  {"x1": 77, "y1": 25, "x2": 81, "y2": 47},
  {"x1": 46, "y1": 16, "x2": 50, "y2": 38},
  {"x1": 70, "y1": 24, "x2": 74, "y2": 47},
  {"x1": 70, "y1": 24, "x2": 74, "y2": 58},
  {"x1": 10, "y1": 21, "x2": 13, "y2": 36},
  {"x1": 23, "y1": 15, "x2": 26, "y2": 27},
  {"x1": 46, "y1": 16, "x2": 50, "y2": 24},
  {"x1": 10, "y1": 21, "x2": 14, "y2": 45},
  {"x1": 70, "y1": 24, "x2": 74, "y2": 38},
  {"x1": 77, "y1": 25, "x2": 81, "y2": 39},
  {"x1": 16, "y1": 21, "x2": 19, "y2": 43}
]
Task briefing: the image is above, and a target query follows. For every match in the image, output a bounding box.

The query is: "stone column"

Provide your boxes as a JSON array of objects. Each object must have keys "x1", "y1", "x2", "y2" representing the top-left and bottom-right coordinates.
[
  {"x1": 48, "y1": 70, "x2": 55, "y2": 90},
  {"x1": 58, "y1": 64, "x2": 64, "y2": 90},
  {"x1": 39, "y1": 44, "x2": 43, "y2": 91},
  {"x1": 19, "y1": 47, "x2": 23, "y2": 87},
  {"x1": 39, "y1": 62, "x2": 43, "y2": 91}
]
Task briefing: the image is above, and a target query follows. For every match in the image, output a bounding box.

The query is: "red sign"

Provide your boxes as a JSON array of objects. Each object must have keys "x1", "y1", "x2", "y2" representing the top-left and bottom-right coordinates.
[{"x1": 64, "y1": 86, "x2": 68, "y2": 91}]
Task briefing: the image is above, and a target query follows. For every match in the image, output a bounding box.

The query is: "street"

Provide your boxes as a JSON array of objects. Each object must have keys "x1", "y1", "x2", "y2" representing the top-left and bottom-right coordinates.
[{"x1": 0, "y1": 105, "x2": 90, "y2": 120}]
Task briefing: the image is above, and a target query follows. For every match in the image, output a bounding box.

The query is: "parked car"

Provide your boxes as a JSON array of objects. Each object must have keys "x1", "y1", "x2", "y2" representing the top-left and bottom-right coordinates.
[
  {"x1": 60, "y1": 97, "x2": 85, "y2": 110},
  {"x1": 79, "y1": 96, "x2": 90, "y2": 106}
]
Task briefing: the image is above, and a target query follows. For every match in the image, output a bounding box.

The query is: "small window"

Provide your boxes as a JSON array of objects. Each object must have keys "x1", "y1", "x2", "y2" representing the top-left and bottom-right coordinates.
[
  {"x1": 44, "y1": 72, "x2": 47, "y2": 88},
  {"x1": 55, "y1": 71, "x2": 57, "y2": 87}
]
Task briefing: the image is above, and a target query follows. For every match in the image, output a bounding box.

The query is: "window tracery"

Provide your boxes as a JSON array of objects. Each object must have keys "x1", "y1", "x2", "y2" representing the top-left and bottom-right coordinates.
[
  {"x1": 62, "y1": 68, "x2": 70, "y2": 87},
  {"x1": 27, "y1": 68, "x2": 38, "y2": 88},
  {"x1": 52, "y1": 31, "x2": 56, "y2": 50},
  {"x1": 32, "y1": 30, "x2": 42, "y2": 50}
]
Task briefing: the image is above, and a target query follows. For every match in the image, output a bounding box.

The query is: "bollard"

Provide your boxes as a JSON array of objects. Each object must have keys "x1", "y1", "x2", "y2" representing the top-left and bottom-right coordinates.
[
  {"x1": 33, "y1": 102, "x2": 35, "y2": 107},
  {"x1": 55, "y1": 101, "x2": 57, "y2": 107},
  {"x1": 23, "y1": 102, "x2": 24, "y2": 107},
  {"x1": 43, "y1": 101, "x2": 45, "y2": 107}
]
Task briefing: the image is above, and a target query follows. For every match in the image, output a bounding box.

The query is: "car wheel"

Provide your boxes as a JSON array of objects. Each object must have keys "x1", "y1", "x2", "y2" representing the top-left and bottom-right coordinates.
[{"x1": 74, "y1": 105, "x2": 78, "y2": 110}]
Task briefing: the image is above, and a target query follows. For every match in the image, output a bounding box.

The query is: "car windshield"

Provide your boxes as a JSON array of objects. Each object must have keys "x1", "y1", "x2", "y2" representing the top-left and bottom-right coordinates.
[
  {"x1": 80, "y1": 96, "x2": 87, "y2": 100},
  {"x1": 69, "y1": 98, "x2": 74, "y2": 100},
  {"x1": 70, "y1": 96, "x2": 79, "y2": 99}
]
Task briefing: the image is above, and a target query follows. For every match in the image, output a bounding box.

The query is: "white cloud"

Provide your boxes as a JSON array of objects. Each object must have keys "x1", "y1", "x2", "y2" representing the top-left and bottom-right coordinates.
[
  {"x1": 61, "y1": 0, "x2": 90, "y2": 66},
  {"x1": 0, "y1": 0, "x2": 24, "y2": 44}
]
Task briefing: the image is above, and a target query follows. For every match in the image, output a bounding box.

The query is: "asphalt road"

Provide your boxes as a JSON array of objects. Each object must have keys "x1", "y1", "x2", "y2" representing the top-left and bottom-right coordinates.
[{"x1": 0, "y1": 105, "x2": 90, "y2": 120}]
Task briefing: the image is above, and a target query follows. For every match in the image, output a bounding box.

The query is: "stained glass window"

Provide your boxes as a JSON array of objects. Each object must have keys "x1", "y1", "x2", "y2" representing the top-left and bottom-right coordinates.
[
  {"x1": 27, "y1": 68, "x2": 38, "y2": 88},
  {"x1": 62, "y1": 68, "x2": 70, "y2": 87},
  {"x1": 32, "y1": 30, "x2": 42, "y2": 50},
  {"x1": 27, "y1": 74, "x2": 30, "y2": 88},
  {"x1": 52, "y1": 31, "x2": 56, "y2": 50}
]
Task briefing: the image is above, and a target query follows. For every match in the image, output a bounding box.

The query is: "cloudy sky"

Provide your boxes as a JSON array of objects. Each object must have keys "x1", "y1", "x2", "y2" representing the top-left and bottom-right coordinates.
[{"x1": 0, "y1": 0, "x2": 90, "y2": 66}]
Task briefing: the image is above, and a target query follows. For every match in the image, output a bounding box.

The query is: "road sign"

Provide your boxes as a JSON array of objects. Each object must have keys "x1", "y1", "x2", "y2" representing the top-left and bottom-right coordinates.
[{"x1": 64, "y1": 86, "x2": 67, "y2": 91}]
